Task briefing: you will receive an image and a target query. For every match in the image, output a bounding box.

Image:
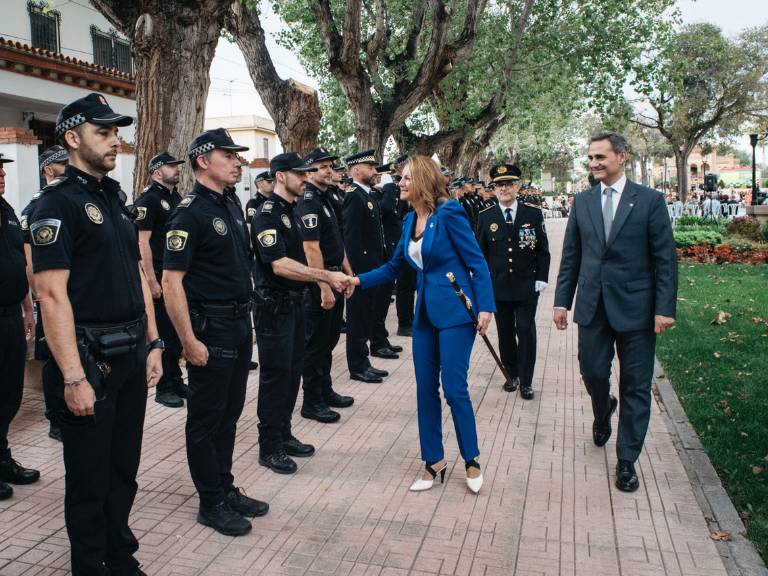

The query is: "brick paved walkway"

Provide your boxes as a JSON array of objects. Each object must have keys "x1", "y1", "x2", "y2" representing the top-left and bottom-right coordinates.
[{"x1": 1, "y1": 218, "x2": 731, "y2": 576}]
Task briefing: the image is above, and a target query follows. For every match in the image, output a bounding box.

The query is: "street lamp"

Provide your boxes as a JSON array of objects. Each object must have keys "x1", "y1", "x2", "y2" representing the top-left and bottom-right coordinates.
[{"x1": 750, "y1": 132, "x2": 768, "y2": 205}]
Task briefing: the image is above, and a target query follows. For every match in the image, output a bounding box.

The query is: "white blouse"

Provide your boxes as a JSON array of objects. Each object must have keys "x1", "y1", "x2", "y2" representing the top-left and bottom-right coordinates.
[{"x1": 408, "y1": 237, "x2": 424, "y2": 270}]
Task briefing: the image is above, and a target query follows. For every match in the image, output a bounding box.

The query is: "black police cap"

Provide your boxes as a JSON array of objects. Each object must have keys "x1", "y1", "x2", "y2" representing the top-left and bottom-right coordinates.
[
  {"x1": 188, "y1": 128, "x2": 249, "y2": 162},
  {"x1": 55, "y1": 92, "x2": 133, "y2": 140},
  {"x1": 376, "y1": 161, "x2": 394, "y2": 174},
  {"x1": 393, "y1": 154, "x2": 409, "y2": 167},
  {"x1": 148, "y1": 152, "x2": 185, "y2": 174},
  {"x1": 0, "y1": 153, "x2": 14, "y2": 164},
  {"x1": 345, "y1": 149, "x2": 378, "y2": 166},
  {"x1": 304, "y1": 147, "x2": 339, "y2": 165},
  {"x1": 39, "y1": 146, "x2": 69, "y2": 169},
  {"x1": 254, "y1": 170, "x2": 274, "y2": 183},
  {"x1": 491, "y1": 163, "x2": 521, "y2": 183},
  {"x1": 270, "y1": 152, "x2": 318, "y2": 175}
]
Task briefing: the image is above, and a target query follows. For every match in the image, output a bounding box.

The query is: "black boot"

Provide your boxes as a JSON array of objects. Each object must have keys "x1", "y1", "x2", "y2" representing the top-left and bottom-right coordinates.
[
  {"x1": 324, "y1": 390, "x2": 354, "y2": 408},
  {"x1": 301, "y1": 402, "x2": 341, "y2": 423},
  {"x1": 226, "y1": 487, "x2": 269, "y2": 517},
  {"x1": 259, "y1": 449, "x2": 298, "y2": 474},
  {"x1": 197, "y1": 501, "x2": 252, "y2": 536},
  {"x1": 0, "y1": 457, "x2": 40, "y2": 485}
]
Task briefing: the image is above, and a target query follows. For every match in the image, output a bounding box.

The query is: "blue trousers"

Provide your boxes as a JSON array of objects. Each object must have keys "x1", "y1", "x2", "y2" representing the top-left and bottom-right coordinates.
[{"x1": 413, "y1": 319, "x2": 479, "y2": 463}]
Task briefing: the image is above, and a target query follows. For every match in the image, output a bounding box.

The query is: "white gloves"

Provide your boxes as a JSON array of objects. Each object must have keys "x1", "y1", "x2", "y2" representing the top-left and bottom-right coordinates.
[{"x1": 535, "y1": 281, "x2": 548, "y2": 293}]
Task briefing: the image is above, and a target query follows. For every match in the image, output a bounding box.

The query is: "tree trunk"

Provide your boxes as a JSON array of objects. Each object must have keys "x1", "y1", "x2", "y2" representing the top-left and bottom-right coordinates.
[
  {"x1": 227, "y1": 3, "x2": 321, "y2": 155},
  {"x1": 639, "y1": 155, "x2": 649, "y2": 187},
  {"x1": 674, "y1": 147, "x2": 691, "y2": 202},
  {"x1": 353, "y1": 113, "x2": 390, "y2": 159},
  {"x1": 90, "y1": 2, "x2": 229, "y2": 200}
]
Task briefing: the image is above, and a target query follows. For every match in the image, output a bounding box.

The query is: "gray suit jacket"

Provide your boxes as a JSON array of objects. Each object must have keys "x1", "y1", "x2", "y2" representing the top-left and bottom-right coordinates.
[{"x1": 554, "y1": 180, "x2": 677, "y2": 331}]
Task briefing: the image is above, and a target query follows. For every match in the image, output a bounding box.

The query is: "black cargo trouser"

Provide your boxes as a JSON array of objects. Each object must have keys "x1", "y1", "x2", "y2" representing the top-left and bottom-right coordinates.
[
  {"x1": 185, "y1": 310, "x2": 251, "y2": 509},
  {"x1": 45, "y1": 318, "x2": 148, "y2": 576},
  {"x1": 345, "y1": 287, "x2": 377, "y2": 373},
  {"x1": 302, "y1": 285, "x2": 343, "y2": 405},
  {"x1": 255, "y1": 291, "x2": 304, "y2": 454},
  {"x1": 152, "y1": 291, "x2": 183, "y2": 393},
  {"x1": 0, "y1": 305, "x2": 25, "y2": 460},
  {"x1": 395, "y1": 265, "x2": 416, "y2": 328}
]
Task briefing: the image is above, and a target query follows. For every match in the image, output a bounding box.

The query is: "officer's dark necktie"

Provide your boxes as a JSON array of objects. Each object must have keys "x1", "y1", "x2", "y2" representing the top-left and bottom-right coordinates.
[
  {"x1": 505, "y1": 207, "x2": 513, "y2": 224},
  {"x1": 602, "y1": 187, "x2": 614, "y2": 240}
]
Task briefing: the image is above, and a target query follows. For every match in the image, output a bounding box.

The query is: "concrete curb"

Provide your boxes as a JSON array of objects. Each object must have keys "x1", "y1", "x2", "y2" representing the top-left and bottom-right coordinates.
[{"x1": 653, "y1": 358, "x2": 768, "y2": 576}]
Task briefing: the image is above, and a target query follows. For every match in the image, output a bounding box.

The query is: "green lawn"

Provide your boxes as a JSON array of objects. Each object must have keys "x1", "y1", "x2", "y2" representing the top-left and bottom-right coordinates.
[{"x1": 657, "y1": 264, "x2": 768, "y2": 559}]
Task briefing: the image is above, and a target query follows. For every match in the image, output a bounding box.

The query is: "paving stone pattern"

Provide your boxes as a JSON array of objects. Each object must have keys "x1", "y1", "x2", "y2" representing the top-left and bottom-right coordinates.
[{"x1": 1, "y1": 219, "x2": 729, "y2": 575}]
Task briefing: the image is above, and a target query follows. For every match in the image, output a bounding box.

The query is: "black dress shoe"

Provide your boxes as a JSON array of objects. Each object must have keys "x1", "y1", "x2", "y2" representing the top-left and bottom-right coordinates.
[
  {"x1": 371, "y1": 347, "x2": 399, "y2": 359},
  {"x1": 283, "y1": 436, "x2": 315, "y2": 457},
  {"x1": 396, "y1": 326, "x2": 413, "y2": 337},
  {"x1": 155, "y1": 389, "x2": 184, "y2": 408},
  {"x1": 387, "y1": 343, "x2": 404, "y2": 353},
  {"x1": 0, "y1": 458, "x2": 40, "y2": 485},
  {"x1": 520, "y1": 383, "x2": 534, "y2": 400},
  {"x1": 593, "y1": 395, "x2": 618, "y2": 447},
  {"x1": 350, "y1": 369, "x2": 383, "y2": 383},
  {"x1": 324, "y1": 390, "x2": 354, "y2": 408},
  {"x1": 174, "y1": 383, "x2": 190, "y2": 399},
  {"x1": 249, "y1": 361, "x2": 259, "y2": 371},
  {"x1": 615, "y1": 459, "x2": 640, "y2": 492},
  {"x1": 368, "y1": 366, "x2": 388, "y2": 377},
  {"x1": 259, "y1": 449, "x2": 298, "y2": 474},
  {"x1": 48, "y1": 424, "x2": 63, "y2": 442},
  {"x1": 0, "y1": 481, "x2": 12, "y2": 500},
  {"x1": 227, "y1": 487, "x2": 269, "y2": 517},
  {"x1": 503, "y1": 377, "x2": 520, "y2": 392},
  {"x1": 198, "y1": 501, "x2": 252, "y2": 536},
  {"x1": 301, "y1": 402, "x2": 341, "y2": 423}
]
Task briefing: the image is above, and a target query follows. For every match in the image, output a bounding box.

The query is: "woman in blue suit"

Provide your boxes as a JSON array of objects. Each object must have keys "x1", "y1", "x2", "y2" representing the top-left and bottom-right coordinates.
[{"x1": 350, "y1": 156, "x2": 495, "y2": 493}]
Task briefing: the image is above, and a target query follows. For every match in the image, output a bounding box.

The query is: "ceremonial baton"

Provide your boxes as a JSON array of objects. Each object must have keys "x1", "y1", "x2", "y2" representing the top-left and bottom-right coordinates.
[{"x1": 445, "y1": 272, "x2": 514, "y2": 387}]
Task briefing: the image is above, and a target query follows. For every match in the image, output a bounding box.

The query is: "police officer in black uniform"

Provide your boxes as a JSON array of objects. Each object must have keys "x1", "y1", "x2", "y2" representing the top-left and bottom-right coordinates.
[
  {"x1": 134, "y1": 152, "x2": 187, "y2": 409},
  {"x1": 476, "y1": 163, "x2": 550, "y2": 400},
  {"x1": 342, "y1": 149, "x2": 391, "y2": 383},
  {"x1": 20, "y1": 145, "x2": 70, "y2": 442},
  {"x1": 296, "y1": 148, "x2": 355, "y2": 424},
  {"x1": 245, "y1": 170, "x2": 274, "y2": 227},
  {"x1": 162, "y1": 128, "x2": 267, "y2": 537},
  {"x1": 389, "y1": 156, "x2": 416, "y2": 337},
  {"x1": 30, "y1": 93, "x2": 164, "y2": 576},
  {"x1": 0, "y1": 153, "x2": 39, "y2": 502},
  {"x1": 251, "y1": 152, "x2": 350, "y2": 474}
]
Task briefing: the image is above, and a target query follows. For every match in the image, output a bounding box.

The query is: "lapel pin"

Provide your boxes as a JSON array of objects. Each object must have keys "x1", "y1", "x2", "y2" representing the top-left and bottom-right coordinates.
[{"x1": 429, "y1": 223, "x2": 434, "y2": 228}]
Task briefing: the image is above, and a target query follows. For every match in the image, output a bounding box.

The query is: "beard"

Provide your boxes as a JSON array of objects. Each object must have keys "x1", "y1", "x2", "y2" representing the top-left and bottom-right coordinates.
[{"x1": 80, "y1": 145, "x2": 116, "y2": 174}]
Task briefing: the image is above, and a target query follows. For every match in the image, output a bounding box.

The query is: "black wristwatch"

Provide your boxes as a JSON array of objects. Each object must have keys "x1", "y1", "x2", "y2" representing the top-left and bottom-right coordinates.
[{"x1": 148, "y1": 338, "x2": 165, "y2": 351}]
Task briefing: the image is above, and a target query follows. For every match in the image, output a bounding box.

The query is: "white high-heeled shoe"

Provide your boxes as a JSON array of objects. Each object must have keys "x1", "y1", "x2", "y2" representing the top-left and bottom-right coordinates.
[
  {"x1": 465, "y1": 460, "x2": 483, "y2": 494},
  {"x1": 409, "y1": 461, "x2": 447, "y2": 492}
]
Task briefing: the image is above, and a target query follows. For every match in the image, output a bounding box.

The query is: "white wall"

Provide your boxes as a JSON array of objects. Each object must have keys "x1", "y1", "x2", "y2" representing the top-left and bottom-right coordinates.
[
  {"x1": 0, "y1": 142, "x2": 42, "y2": 212},
  {"x1": 1, "y1": 0, "x2": 128, "y2": 64}
]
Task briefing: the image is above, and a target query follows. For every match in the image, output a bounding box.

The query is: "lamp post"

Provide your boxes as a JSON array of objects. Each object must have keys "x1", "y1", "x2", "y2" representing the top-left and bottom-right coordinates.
[{"x1": 750, "y1": 132, "x2": 768, "y2": 205}]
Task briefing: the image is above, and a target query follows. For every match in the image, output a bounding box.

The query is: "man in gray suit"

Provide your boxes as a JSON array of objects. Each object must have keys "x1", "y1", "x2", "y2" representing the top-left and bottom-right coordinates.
[{"x1": 553, "y1": 131, "x2": 677, "y2": 492}]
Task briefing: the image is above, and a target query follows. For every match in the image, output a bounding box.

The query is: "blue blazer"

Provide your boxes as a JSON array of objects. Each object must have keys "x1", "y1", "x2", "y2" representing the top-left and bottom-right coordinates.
[{"x1": 358, "y1": 200, "x2": 496, "y2": 330}]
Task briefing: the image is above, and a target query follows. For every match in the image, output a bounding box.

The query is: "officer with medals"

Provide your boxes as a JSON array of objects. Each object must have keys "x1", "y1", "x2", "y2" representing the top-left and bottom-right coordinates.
[
  {"x1": 295, "y1": 148, "x2": 355, "y2": 424},
  {"x1": 245, "y1": 170, "x2": 274, "y2": 229},
  {"x1": 30, "y1": 93, "x2": 163, "y2": 575},
  {"x1": 162, "y1": 128, "x2": 266, "y2": 537},
  {"x1": 0, "y1": 153, "x2": 39, "y2": 503},
  {"x1": 134, "y1": 152, "x2": 187, "y2": 409},
  {"x1": 342, "y1": 149, "x2": 392, "y2": 383},
  {"x1": 20, "y1": 145, "x2": 69, "y2": 442},
  {"x1": 476, "y1": 163, "x2": 550, "y2": 400},
  {"x1": 251, "y1": 152, "x2": 351, "y2": 474}
]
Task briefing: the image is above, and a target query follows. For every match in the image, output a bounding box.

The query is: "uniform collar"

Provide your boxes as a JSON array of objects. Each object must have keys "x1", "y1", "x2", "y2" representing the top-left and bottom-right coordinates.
[
  {"x1": 192, "y1": 181, "x2": 226, "y2": 204},
  {"x1": 305, "y1": 182, "x2": 327, "y2": 196},
  {"x1": 66, "y1": 164, "x2": 121, "y2": 195},
  {"x1": 271, "y1": 191, "x2": 296, "y2": 211},
  {"x1": 354, "y1": 180, "x2": 371, "y2": 194},
  {"x1": 149, "y1": 180, "x2": 175, "y2": 196}
]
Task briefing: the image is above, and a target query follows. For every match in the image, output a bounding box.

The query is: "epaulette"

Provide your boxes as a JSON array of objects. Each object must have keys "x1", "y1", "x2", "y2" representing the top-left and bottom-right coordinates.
[
  {"x1": 42, "y1": 176, "x2": 68, "y2": 191},
  {"x1": 524, "y1": 202, "x2": 543, "y2": 210},
  {"x1": 32, "y1": 192, "x2": 41, "y2": 200},
  {"x1": 304, "y1": 190, "x2": 314, "y2": 201},
  {"x1": 479, "y1": 204, "x2": 495, "y2": 214},
  {"x1": 142, "y1": 185, "x2": 153, "y2": 195},
  {"x1": 178, "y1": 194, "x2": 196, "y2": 208},
  {"x1": 261, "y1": 201, "x2": 273, "y2": 214}
]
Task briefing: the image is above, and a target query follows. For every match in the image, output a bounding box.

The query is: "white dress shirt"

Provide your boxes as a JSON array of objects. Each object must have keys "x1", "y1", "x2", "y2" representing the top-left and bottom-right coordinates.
[
  {"x1": 600, "y1": 175, "x2": 626, "y2": 218},
  {"x1": 408, "y1": 238, "x2": 424, "y2": 270},
  {"x1": 498, "y1": 200, "x2": 518, "y2": 223},
  {"x1": 353, "y1": 180, "x2": 371, "y2": 194}
]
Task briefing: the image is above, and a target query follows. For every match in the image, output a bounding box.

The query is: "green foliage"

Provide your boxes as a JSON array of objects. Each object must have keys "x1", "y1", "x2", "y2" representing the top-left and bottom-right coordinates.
[
  {"x1": 676, "y1": 215, "x2": 725, "y2": 227},
  {"x1": 722, "y1": 235, "x2": 768, "y2": 254},
  {"x1": 763, "y1": 222, "x2": 768, "y2": 243},
  {"x1": 726, "y1": 216, "x2": 764, "y2": 242},
  {"x1": 657, "y1": 264, "x2": 768, "y2": 560},
  {"x1": 673, "y1": 228, "x2": 725, "y2": 249}
]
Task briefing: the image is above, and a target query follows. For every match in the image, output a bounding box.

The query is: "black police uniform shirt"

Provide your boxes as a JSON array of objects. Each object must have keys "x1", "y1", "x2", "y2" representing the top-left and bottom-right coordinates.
[
  {"x1": 133, "y1": 181, "x2": 182, "y2": 274},
  {"x1": 476, "y1": 201, "x2": 550, "y2": 302},
  {"x1": 163, "y1": 182, "x2": 251, "y2": 304},
  {"x1": 251, "y1": 193, "x2": 307, "y2": 293},
  {"x1": 372, "y1": 183, "x2": 401, "y2": 258},
  {"x1": 341, "y1": 183, "x2": 385, "y2": 274},
  {"x1": 326, "y1": 185, "x2": 345, "y2": 225},
  {"x1": 295, "y1": 184, "x2": 345, "y2": 268},
  {"x1": 29, "y1": 165, "x2": 144, "y2": 324},
  {"x1": 245, "y1": 192, "x2": 269, "y2": 225},
  {"x1": 19, "y1": 192, "x2": 42, "y2": 245},
  {"x1": 0, "y1": 196, "x2": 28, "y2": 307}
]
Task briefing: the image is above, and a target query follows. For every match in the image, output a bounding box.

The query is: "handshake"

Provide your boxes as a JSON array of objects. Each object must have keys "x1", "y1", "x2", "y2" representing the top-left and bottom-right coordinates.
[{"x1": 324, "y1": 271, "x2": 360, "y2": 298}]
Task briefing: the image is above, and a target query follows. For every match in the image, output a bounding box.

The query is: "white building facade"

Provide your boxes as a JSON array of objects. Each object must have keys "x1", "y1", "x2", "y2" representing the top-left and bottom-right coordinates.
[{"x1": 0, "y1": 0, "x2": 136, "y2": 212}]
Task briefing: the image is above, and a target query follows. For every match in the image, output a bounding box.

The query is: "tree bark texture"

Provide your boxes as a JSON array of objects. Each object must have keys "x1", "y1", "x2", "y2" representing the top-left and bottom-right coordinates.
[
  {"x1": 227, "y1": 3, "x2": 321, "y2": 155},
  {"x1": 90, "y1": 1, "x2": 230, "y2": 200}
]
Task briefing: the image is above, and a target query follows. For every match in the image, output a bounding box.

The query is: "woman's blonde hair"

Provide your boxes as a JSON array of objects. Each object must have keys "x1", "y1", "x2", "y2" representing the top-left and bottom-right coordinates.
[{"x1": 406, "y1": 155, "x2": 449, "y2": 213}]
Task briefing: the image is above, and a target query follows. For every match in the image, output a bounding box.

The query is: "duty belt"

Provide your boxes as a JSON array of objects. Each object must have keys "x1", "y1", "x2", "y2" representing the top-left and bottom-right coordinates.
[{"x1": 190, "y1": 301, "x2": 252, "y2": 318}]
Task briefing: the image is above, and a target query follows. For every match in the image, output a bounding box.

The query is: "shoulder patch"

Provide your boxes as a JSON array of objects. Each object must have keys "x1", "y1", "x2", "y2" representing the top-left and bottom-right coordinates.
[
  {"x1": 134, "y1": 206, "x2": 147, "y2": 221},
  {"x1": 304, "y1": 191, "x2": 314, "y2": 200},
  {"x1": 247, "y1": 207, "x2": 257, "y2": 218},
  {"x1": 301, "y1": 213, "x2": 318, "y2": 229},
  {"x1": 30, "y1": 218, "x2": 62, "y2": 246},
  {"x1": 20, "y1": 215, "x2": 29, "y2": 231},
  {"x1": 178, "y1": 195, "x2": 196, "y2": 208},
  {"x1": 257, "y1": 228, "x2": 277, "y2": 247},
  {"x1": 261, "y1": 201, "x2": 273, "y2": 214},
  {"x1": 166, "y1": 230, "x2": 189, "y2": 251}
]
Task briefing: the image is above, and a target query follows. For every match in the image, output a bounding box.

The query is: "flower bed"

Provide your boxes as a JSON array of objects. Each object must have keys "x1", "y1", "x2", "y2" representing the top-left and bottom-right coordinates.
[{"x1": 675, "y1": 216, "x2": 768, "y2": 264}]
